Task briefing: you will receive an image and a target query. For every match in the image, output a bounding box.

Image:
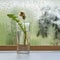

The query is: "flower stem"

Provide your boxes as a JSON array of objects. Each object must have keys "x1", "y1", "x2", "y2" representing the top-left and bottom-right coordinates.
[{"x1": 7, "y1": 14, "x2": 27, "y2": 45}]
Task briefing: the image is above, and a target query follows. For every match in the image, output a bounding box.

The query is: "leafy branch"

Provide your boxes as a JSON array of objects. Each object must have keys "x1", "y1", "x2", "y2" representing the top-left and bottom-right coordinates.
[
  {"x1": 7, "y1": 13, "x2": 27, "y2": 45},
  {"x1": 7, "y1": 14, "x2": 26, "y2": 34}
]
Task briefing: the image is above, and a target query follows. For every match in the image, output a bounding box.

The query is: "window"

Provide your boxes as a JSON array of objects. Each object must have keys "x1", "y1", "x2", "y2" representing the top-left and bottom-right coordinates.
[{"x1": 0, "y1": 0, "x2": 60, "y2": 50}]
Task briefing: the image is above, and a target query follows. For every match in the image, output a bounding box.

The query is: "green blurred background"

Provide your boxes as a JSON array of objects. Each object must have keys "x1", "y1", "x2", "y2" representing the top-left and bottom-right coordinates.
[{"x1": 0, "y1": 0, "x2": 60, "y2": 46}]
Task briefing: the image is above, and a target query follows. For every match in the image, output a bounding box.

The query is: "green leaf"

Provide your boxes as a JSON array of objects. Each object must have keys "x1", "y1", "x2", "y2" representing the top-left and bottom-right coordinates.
[
  {"x1": 7, "y1": 14, "x2": 20, "y2": 22},
  {"x1": 7, "y1": 14, "x2": 17, "y2": 19},
  {"x1": 7, "y1": 14, "x2": 25, "y2": 33}
]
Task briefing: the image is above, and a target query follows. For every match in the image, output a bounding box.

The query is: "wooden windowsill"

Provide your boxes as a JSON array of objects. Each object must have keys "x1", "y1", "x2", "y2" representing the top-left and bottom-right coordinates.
[{"x1": 0, "y1": 46, "x2": 60, "y2": 51}]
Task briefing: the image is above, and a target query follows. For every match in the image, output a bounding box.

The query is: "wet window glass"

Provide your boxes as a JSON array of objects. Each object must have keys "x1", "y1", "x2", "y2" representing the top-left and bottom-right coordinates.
[{"x1": 0, "y1": 0, "x2": 60, "y2": 46}]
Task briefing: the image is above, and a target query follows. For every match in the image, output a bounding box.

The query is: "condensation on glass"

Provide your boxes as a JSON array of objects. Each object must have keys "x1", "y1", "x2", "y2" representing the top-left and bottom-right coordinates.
[{"x1": 0, "y1": 0, "x2": 60, "y2": 46}]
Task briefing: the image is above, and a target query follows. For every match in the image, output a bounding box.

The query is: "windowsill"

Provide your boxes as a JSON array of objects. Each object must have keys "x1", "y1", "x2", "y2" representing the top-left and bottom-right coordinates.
[{"x1": 0, "y1": 51, "x2": 60, "y2": 60}]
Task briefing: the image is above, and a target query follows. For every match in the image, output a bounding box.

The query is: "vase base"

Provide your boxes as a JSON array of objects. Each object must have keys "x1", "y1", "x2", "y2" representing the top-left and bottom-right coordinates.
[
  {"x1": 17, "y1": 51, "x2": 30, "y2": 54},
  {"x1": 17, "y1": 45, "x2": 30, "y2": 54}
]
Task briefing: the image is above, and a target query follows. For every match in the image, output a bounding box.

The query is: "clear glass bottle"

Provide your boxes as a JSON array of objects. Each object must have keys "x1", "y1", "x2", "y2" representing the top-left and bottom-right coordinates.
[{"x1": 16, "y1": 22, "x2": 30, "y2": 54}]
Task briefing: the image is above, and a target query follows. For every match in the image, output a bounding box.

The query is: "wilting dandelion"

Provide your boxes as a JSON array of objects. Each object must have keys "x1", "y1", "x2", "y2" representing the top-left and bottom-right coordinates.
[{"x1": 19, "y1": 12, "x2": 26, "y2": 20}]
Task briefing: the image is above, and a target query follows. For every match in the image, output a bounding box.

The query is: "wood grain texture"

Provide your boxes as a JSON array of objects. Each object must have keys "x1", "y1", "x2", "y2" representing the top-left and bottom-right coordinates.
[{"x1": 0, "y1": 46, "x2": 60, "y2": 51}]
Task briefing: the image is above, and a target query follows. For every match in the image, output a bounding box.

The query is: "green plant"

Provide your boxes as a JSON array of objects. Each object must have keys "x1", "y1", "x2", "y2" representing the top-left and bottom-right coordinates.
[{"x1": 7, "y1": 12, "x2": 27, "y2": 45}]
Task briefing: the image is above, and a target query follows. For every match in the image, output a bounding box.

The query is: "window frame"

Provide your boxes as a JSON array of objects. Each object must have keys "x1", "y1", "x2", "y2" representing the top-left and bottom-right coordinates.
[
  {"x1": 0, "y1": 0, "x2": 60, "y2": 51},
  {"x1": 0, "y1": 46, "x2": 60, "y2": 51}
]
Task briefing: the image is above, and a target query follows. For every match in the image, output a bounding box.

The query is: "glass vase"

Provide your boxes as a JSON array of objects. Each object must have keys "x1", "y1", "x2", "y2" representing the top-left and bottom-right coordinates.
[{"x1": 16, "y1": 22, "x2": 30, "y2": 54}]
